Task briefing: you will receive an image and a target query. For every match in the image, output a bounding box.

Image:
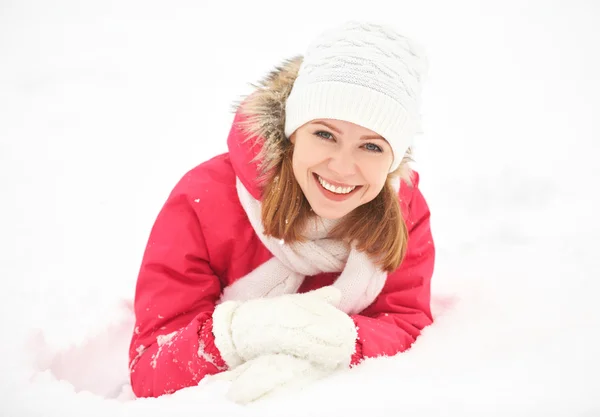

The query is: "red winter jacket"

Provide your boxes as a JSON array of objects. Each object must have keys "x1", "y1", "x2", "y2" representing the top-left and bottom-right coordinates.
[{"x1": 128, "y1": 107, "x2": 435, "y2": 399}]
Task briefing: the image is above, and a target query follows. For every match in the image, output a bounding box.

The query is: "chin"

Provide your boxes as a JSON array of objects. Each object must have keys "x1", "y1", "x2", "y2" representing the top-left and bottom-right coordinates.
[{"x1": 310, "y1": 205, "x2": 352, "y2": 220}]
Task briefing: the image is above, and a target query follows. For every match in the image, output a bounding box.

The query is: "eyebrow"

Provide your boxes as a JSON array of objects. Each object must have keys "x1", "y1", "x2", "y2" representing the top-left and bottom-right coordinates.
[
  {"x1": 311, "y1": 121, "x2": 386, "y2": 141},
  {"x1": 313, "y1": 121, "x2": 342, "y2": 134}
]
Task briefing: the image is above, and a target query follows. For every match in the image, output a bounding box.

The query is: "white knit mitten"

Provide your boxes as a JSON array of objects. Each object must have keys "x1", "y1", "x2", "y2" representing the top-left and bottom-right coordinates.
[
  {"x1": 212, "y1": 286, "x2": 357, "y2": 370},
  {"x1": 214, "y1": 353, "x2": 331, "y2": 404}
]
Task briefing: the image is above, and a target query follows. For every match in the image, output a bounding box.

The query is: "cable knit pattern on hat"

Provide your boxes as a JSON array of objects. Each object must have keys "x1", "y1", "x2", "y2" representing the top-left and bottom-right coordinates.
[{"x1": 284, "y1": 21, "x2": 429, "y2": 172}]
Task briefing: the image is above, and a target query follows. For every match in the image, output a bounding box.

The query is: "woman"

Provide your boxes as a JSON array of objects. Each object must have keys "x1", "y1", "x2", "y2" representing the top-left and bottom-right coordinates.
[{"x1": 129, "y1": 21, "x2": 434, "y2": 403}]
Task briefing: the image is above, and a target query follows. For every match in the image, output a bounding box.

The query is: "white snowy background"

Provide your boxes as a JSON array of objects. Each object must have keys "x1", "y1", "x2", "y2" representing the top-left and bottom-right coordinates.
[{"x1": 1, "y1": 0, "x2": 599, "y2": 416}]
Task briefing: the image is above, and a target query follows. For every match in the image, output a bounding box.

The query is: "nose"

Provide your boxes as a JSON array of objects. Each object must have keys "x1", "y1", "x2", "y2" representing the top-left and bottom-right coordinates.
[{"x1": 327, "y1": 147, "x2": 357, "y2": 178}]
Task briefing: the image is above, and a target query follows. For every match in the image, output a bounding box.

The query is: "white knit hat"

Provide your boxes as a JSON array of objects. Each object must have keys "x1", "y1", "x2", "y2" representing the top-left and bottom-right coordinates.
[{"x1": 284, "y1": 22, "x2": 429, "y2": 172}]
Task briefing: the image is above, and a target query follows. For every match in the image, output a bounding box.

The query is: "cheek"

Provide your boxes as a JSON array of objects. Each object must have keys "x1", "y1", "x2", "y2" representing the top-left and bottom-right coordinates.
[
  {"x1": 292, "y1": 142, "x2": 319, "y2": 171},
  {"x1": 369, "y1": 175, "x2": 388, "y2": 196},
  {"x1": 291, "y1": 147, "x2": 311, "y2": 186},
  {"x1": 359, "y1": 159, "x2": 389, "y2": 187},
  {"x1": 360, "y1": 163, "x2": 389, "y2": 199}
]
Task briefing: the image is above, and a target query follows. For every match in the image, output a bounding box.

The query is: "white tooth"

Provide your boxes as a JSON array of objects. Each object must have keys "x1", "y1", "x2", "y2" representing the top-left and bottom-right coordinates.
[{"x1": 318, "y1": 175, "x2": 356, "y2": 194}]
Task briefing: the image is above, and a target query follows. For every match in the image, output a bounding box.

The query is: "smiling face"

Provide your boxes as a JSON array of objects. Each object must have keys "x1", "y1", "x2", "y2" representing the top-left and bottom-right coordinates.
[{"x1": 289, "y1": 119, "x2": 394, "y2": 220}]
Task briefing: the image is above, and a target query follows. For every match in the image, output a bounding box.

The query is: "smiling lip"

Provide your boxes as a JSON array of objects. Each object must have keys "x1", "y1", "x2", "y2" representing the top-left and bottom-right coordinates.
[{"x1": 313, "y1": 173, "x2": 361, "y2": 202}]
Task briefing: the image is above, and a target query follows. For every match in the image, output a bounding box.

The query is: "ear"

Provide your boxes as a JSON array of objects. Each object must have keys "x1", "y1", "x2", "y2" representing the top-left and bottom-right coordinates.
[{"x1": 288, "y1": 132, "x2": 296, "y2": 144}]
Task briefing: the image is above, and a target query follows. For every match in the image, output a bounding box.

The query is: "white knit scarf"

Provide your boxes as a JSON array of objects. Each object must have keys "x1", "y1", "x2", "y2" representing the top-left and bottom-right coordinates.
[{"x1": 219, "y1": 178, "x2": 388, "y2": 315}]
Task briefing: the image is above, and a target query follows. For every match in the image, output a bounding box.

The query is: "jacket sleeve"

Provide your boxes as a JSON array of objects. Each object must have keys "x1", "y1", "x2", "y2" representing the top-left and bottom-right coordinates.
[
  {"x1": 129, "y1": 187, "x2": 227, "y2": 398},
  {"x1": 350, "y1": 173, "x2": 434, "y2": 365}
]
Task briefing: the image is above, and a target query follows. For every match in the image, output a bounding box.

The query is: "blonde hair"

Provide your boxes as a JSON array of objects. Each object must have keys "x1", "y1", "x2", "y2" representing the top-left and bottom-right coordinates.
[{"x1": 260, "y1": 141, "x2": 409, "y2": 272}]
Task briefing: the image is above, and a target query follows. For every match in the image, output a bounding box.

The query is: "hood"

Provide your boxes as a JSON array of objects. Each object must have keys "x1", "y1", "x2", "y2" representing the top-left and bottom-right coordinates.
[{"x1": 226, "y1": 56, "x2": 412, "y2": 201}]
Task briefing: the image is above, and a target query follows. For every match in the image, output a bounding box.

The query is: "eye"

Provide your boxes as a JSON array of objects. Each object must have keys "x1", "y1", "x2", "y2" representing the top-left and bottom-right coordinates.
[
  {"x1": 363, "y1": 142, "x2": 383, "y2": 153},
  {"x1": 314, "y1": 130, "x2": 335, "y2": 141}
]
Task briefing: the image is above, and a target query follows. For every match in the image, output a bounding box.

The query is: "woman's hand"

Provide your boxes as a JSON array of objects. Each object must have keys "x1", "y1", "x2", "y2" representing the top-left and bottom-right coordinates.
[
  {"x1": 212, "y1": 286, "x2": 357, "y2": 370},
  {"x1": 212, "y1": 353, "x2": 332, "y2": 404}
]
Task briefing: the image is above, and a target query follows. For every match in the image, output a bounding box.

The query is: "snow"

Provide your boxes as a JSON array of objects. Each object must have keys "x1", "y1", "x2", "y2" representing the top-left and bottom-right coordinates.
[
  {"x1": 150, "y1": 330, "x2": 178, "y2": 369},
  {"x1": 1, "y1": 0, "x2": 599, "y2": 416},
  {"x1": 197, "y1": 340, "x2": 224, "y2": 370},
  {"x1": 156, "y1": 331, "x2": 177, "y2": 347}
]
